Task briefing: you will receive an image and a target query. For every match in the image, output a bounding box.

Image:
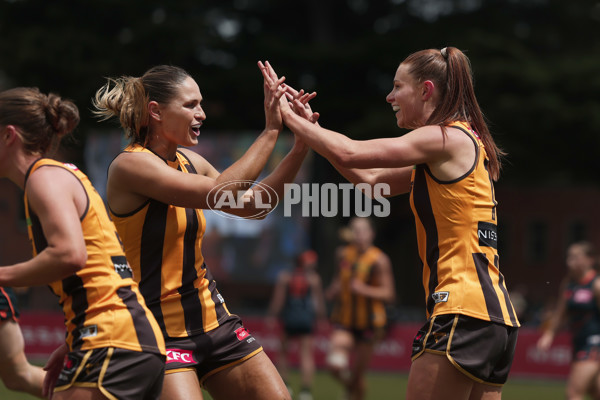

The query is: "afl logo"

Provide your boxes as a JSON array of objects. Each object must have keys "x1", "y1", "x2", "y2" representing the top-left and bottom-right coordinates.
[
  {"x1": 207, "y1": 180, "x2": 278, "y2": 220},
  {"x1": 432, "y1": 291, "x2": 450, "y2": 303}
]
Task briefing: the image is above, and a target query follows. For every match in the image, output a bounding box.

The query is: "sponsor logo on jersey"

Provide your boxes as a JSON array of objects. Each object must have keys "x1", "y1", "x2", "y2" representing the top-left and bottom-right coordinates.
[
  {"x1": 432, "y1": 291, "x2": 450, "y2": 303},
  {"x1": 477, "y1": 221, "x2": 498, "y2": 249},
  {"x1": 111, "y1": 255, "x2": 133, "y2": 279},
  {"x1": 166, "y1": 349, "x2": 195, "y2": 364}
]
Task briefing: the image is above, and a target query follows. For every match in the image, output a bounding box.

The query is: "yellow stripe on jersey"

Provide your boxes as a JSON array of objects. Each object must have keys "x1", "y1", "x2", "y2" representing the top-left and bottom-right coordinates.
[
  {"x1": 331, "y1": 245, "x2": 387, "y2": 330},
  {"x1": 409, "y1": 121, "x2": 519, "y2": 328},
  {"x1": 24, "y1": 158, "x2": 165, "y2": 355},
  {"x1": 110, "y1": 145, "x2": 230, "y2": 338}
]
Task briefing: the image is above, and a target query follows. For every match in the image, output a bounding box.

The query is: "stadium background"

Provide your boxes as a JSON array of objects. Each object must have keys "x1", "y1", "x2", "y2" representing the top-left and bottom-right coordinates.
[{"x1": 1, "y1": 0, "x2": 599, "y2": 397}]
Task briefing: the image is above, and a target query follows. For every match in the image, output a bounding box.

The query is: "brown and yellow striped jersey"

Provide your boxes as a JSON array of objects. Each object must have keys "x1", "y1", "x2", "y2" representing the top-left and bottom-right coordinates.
[
  {"x1": 331, "y1": 245, "x2": 387, "y2": 330},
  {"x1": 110, "y1": 145, "x2": 230, "y2": 339},
  {"x1": 409, "y1": 121, "x2": 519, "y2": 327},
  {"x1": 24, "y1": 158, "x2": 165, "y2": 354}
]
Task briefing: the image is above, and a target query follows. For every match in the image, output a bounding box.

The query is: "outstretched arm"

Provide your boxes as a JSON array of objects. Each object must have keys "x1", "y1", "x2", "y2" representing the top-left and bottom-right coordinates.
[
  {"x1": 280, "y1": 84, "x2": 414, "y2": 195},
  {"x1": 108, "y1": 61, "x2": 290, "y2": 214}
]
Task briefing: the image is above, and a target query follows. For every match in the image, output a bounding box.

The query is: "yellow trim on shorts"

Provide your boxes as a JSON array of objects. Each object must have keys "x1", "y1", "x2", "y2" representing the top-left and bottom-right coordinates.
[
  {"x1": 199, "y1": 347, "x2": 263, "y2": 387},
  {"x1": 97, "y1": 347, "x2": 118, "y2": 400},
  {"x1": 410, "y1": 316, "x2": 437, "y2": 362},
  {"x1": 165, "y1": 367, "x2": 196, "y2": 375},
  {"x1": 53, "y1": 349, "x2": 94, "y2": 393},
  {"x1": 445, "y1": 315, "x2": 504, "y2": 387}
]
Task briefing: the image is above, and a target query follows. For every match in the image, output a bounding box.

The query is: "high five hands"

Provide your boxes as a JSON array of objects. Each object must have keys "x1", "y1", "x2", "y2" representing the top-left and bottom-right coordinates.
[{"x1": 258, "y1": 60, "x2": 320, "y2": 127}]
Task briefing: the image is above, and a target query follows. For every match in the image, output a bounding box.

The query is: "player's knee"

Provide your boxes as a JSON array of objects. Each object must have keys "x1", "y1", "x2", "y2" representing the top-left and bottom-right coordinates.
[{"x1": 326, "y1": 350, "x2": 348, "y2": 371}]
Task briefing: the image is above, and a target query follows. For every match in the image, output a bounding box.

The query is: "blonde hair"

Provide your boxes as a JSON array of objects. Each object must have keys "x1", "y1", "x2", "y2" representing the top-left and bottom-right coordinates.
[{"x1": 93, "y1": 65, "x2": 191, "y2": 146}]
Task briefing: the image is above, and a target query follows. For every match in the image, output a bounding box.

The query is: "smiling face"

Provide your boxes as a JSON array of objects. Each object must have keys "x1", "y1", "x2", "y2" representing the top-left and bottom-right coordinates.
[
  {"x1": 153, "y1": 76, "x2": 206, "y2": 149},
  {"x1": 385, "y1": 63, "x2": 429, "y2": 129}
]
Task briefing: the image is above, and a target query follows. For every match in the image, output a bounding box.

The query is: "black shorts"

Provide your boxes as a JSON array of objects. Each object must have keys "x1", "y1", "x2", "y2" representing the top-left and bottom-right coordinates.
[
  {"x1": 0, "y1": 287, "x2": 19, "y2": 322},
  {"x1": 54, "y1": 347, "x2": 165, "y2": 400},
  {"x1": 164, "y1": 314, "x2": 263, "y2": 386},
  {"x1": 411, "y1": 314, "x2": 518, "y2": 386},
  {"x1": 573, "y1": 334, "x2": 600, "y2": 361}
]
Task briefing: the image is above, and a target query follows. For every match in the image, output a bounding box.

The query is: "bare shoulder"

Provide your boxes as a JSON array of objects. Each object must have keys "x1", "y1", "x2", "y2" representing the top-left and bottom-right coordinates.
[
  {"x1": 108, "y1": 151, "x2": 164, "y2": 184},
  {"x1": 27, "y1": 165, "x2": 79, "y2": 193},
  {"x1": 375, "y1": 250, "x2": 392, "y2": 270}
]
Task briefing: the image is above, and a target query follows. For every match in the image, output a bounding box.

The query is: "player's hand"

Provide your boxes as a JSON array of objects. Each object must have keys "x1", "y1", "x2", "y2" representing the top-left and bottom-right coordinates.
[
  {"x1": 42, "y1": 343, "x2": 68, "y2": 399},
  {"x1": 536, "y1": 332, "x2": 553, "y2": 352},
  {"x1": 258, "y1": 60, "x2": 287, "y2": 133},
  {"x1": 284, "y1": 85, "x2": 320, "y2": 124},
  {"x1": 350, "y1": 278, "x2": 370, "y2": 296}
]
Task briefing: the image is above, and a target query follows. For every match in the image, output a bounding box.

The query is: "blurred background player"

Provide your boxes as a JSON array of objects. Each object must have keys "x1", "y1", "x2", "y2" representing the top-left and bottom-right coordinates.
[
  {"x1": 325, "y1": 217, "x2": 395, "y2": 400},
  {"x1": 0, "y1": 286, "x2": 44, "y2": 398},
  {"x1": 537, "y1": 241, "x2": 600, "y2": 400},
  {"x1": 268, "y1": 249, "x2": 326, "y2": 400}
]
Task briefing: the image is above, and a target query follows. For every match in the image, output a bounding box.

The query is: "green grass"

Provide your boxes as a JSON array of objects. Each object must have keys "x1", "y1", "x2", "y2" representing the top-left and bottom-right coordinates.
[{"x1": 0, "y1": 370, "x2": 569, "y2": 400}]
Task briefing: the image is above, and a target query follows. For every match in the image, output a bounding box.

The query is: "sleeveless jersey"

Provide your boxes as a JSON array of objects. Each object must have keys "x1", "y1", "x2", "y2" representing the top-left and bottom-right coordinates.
[
  {"x1": 281, "y1": 268, "x2": 315, "y2": 329},
  {"x1": 409, "y1": 121, "x2": 519, "y2": 327},
  {"x1": 331, "y1": 245, "x2": 387, "y2": 330},
  {"x1": 565, "y1": 271, "x2": 600, "y2": 346},
  {"x1": 24, "y1": 158, "x2": 165, "y2": 355},
  {"x1": 110, "y1": 144, "x2": 230, "y2": 339}
]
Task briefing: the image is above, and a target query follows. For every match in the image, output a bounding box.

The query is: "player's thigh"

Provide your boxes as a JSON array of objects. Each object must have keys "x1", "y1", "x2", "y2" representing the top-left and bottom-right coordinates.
[
  {"x1": 407, "y1": 352, "x2": 474, "y2": 400},
  {"x1": 0, "y1": 320, "x2": 25, "y2": 359},
  {"x1": 567, "y1": 360, "x2": 600, "y2": 396},
  {"x1": 299, "y1": 334, "x2": 314, "y2": 355},
  {"x1": 53, "y1": 387, "x2": 108, "y2": 400},
  {"x1": 0, "y1": 321, "x2": 27, "y2": 379},
  {"x1": 329, "y1": 329, "x2": 354, "y2": 351},
  {"x1": 160, "y1": 370, "x2": 203, "y2": 400},
  {"x1": 468, "y1": 382, "x2": 502, "y2": 400},
  {"x1": 204, "y1": 351, "x2": 290, "y2": 400}
]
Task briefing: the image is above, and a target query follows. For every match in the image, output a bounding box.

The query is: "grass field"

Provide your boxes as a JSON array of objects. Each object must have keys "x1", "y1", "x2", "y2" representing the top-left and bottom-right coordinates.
[{"x1": 0, "y1": 370, "x2": 569, "y2": 400}]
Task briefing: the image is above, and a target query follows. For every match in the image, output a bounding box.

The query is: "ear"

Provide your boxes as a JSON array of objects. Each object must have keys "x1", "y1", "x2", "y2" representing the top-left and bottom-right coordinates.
[
  {"x1": 422, "y1": 80, "x2": 435, "y2": 101},
  {"x1": 148, "y1": 101, "x2": 161, "y2": 122},
  {"x1": 3, "y1": 125, "x2": 19, "y2": 145}
]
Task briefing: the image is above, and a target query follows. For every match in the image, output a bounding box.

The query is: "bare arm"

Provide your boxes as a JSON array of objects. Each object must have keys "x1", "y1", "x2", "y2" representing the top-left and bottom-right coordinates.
[
  {"x1": 268, "y1": 272, "x2": 289, "y2": 317},
  {"x1": 0, "y1": 167, "x2": 87, "y2": 286},
  {"x1": 350, "y1": 252, "x2": 396, "y2": 303},
  {"x1": 537, "y1": 279, "x2": 568, "y2": 351},
  {"x1": 281, "y1": 95, "x2": 475, "y2": 182},
  {"x1": 107, "y1": 61, "x2": 289, "y2": 215}
]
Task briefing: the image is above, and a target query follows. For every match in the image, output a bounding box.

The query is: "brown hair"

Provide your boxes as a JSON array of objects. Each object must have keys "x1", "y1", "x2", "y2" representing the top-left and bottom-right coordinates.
[
  {"x1": 402, "y1": 47, "x2": 505, "y2": 180},
  {"x1": 0, "y1": 87, "x2": 79, "y2": 155},
  {"x1": 570, "y1": 241, "x2": 597, "y2": 259},
  {"x1": 93, "y1": 65, "x2": 191, "y2": 146}
]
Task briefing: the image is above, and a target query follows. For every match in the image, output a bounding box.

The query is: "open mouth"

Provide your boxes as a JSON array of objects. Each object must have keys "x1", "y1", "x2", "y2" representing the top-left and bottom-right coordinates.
[{"x1": 191, "y1": 125, "x2": 201, "y2": 136}]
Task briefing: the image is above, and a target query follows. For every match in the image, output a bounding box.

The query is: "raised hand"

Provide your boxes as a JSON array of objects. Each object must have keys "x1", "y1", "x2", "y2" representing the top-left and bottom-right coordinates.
[
  {"x1": 283, "y1": 85, "x2": 320, "y2": 124},
  {"x1": 258, "y1": 60, "x2": 287, "y2": 133}
]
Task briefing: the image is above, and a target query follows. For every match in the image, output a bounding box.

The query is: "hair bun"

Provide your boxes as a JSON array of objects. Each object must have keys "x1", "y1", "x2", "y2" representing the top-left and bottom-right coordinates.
[{"x1": 45, "y1": 93, "x2": 80, "y2": 137}]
